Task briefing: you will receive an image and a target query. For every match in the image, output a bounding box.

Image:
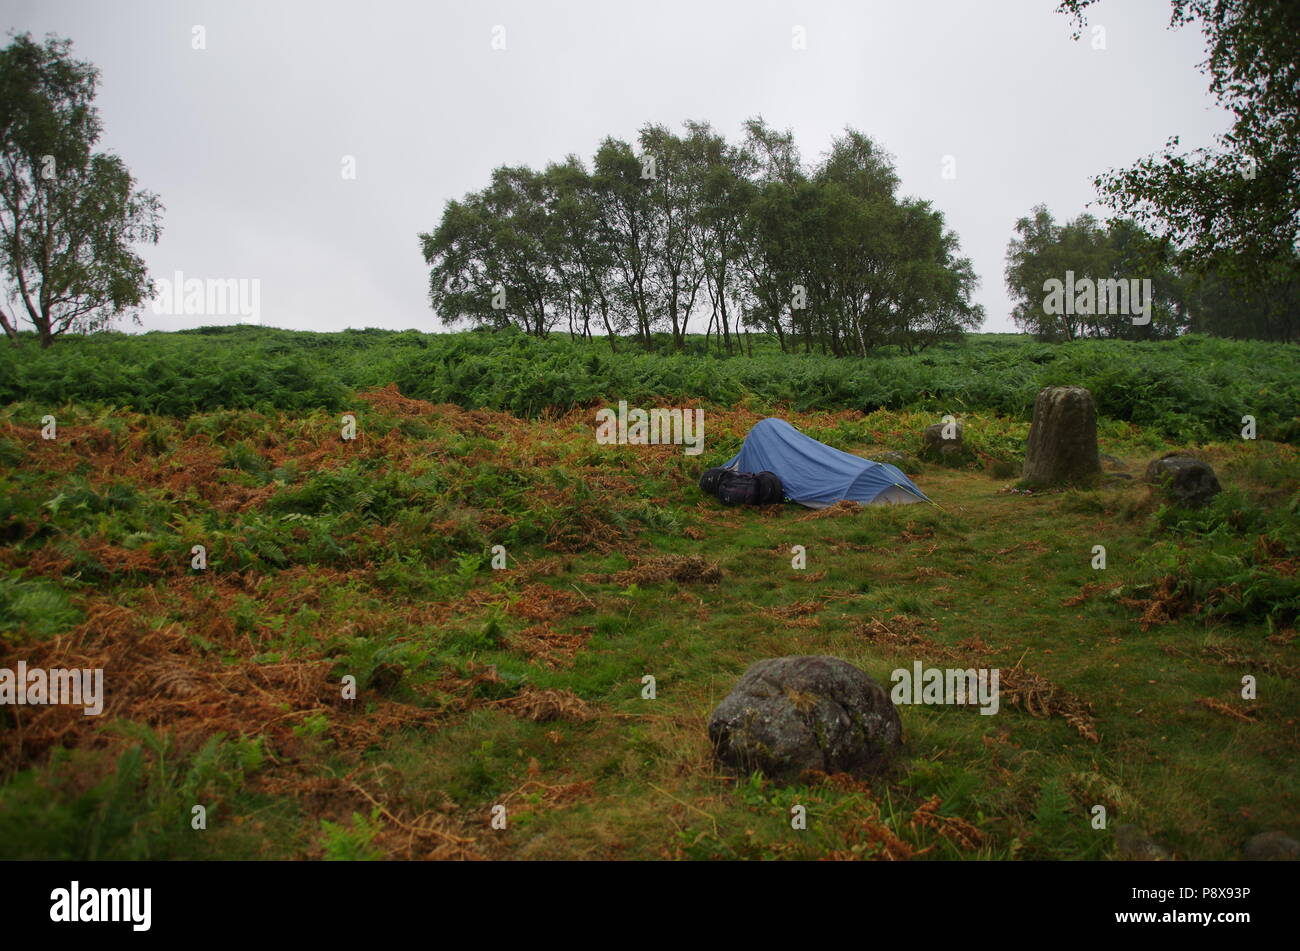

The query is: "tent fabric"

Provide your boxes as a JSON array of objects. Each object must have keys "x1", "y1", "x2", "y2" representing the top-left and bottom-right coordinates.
[{"x1": 721, "y1": 418, "x2": 930, "y2": 509}]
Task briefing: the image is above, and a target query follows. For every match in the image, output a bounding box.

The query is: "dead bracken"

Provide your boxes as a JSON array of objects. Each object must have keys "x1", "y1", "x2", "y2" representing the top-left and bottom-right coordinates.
[
  {"x1": 611, "y1": 554, "x2": 722, "y2": 585},
  {"x1": 998, "y1": 664, "x2": 1099, "y2": 743},
  {"x1": 494, "y1": 687, "x2": 593, "y2": 722}
]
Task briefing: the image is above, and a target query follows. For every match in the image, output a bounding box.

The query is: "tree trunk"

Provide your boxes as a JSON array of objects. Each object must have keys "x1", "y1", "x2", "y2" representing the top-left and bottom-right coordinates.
[
  {"x1": 0, "y1": 309, "x2": 18, "y2": 343},
  {"x1": 596, "y1": 290, "x2": 616, "y2": 353},
  {"x1": 1022, "y1": 386, "x2": 1101, "y2": 487},
  {"x1": 718, "y1": 257, "x2": 731, "y2": 354}
]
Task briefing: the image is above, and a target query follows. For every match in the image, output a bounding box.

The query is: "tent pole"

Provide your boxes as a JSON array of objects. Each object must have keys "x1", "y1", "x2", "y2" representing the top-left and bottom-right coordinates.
[{"x1": 896, "y1": 482, "x2": 944, "y2": 512}]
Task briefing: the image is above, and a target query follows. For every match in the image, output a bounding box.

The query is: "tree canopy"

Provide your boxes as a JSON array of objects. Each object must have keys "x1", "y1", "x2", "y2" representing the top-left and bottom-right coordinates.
[
  {"x1": 420, "y1": 119, "x2": 984, "y2": 355},
  {"x1": 1057, "y1": 1, "x2": 1300, "y2": 291},
  {"x1": 0, "y1": 33, "x2": 162, "y2": 347}
]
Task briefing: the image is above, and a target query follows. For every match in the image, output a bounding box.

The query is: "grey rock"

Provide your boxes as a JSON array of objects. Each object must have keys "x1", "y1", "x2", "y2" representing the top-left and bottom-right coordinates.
[
  {"x1": 923, "y1": 421, "x2": 963, "y2": 452},
  {"x1": 1115, "y1": 823, "x2": 1172, "y2": 861},
  {"x1": 708, "y1": 655, "x2": 903, "y2": 784},
  {"x1": 1100, "y1": 454, "x2": 1127, "y2": 471},
  {"x1": 878, "y1": 450, "x2": 911, "y2": 464},
  {"x1": 1243, "y1": 830, "x2": 1300, "y2": 861},
  {"x1": 1144, "y1": 454, "x2": 1222, "y2": 509}
]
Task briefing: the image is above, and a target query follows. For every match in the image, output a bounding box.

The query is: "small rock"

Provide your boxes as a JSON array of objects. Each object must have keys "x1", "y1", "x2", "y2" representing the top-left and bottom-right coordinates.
[
  {"x1": 1115, "y1": 824, "x2": 1172, "y2": 861},
  {"x1": 1243, "y1": 830, "x2": 1300, "y2": 861},
  {"x1": 708, "y1": 656, "x2": 902, "y2": 784},
  {"x1": 923, "y1": 421, "x2": 963, "y2": 453},
  {"x1": 877, "y1": 450, "x2": 921, "y2": 474},
  {"x1": 1100, "y1": 454, "x2": 1127, "y2": 471},
  {"x1": 1144, "y1": 453, "x2": 1222, "y2": 508}
]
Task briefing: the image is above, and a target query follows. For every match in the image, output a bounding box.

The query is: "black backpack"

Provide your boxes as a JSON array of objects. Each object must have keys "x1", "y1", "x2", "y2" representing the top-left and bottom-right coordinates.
[
  {"x1": 753, "y1": 471, "x2": 785, "y2": 505},
  {"x1": 715, "y1": 470, "x2": 784, "y2": 506},
  {"x1": 699, "y1": 467, "x2": 729, "y2": 495}
]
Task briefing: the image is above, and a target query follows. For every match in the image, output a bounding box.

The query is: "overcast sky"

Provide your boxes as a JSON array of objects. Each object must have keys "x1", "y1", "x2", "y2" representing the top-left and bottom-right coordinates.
[{"x1": 3, "y1": 0, "x2": 1228, "y2": 334}]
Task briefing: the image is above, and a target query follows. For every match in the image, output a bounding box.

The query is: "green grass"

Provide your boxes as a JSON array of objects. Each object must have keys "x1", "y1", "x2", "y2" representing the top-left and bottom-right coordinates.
[
  {"x1": 1, "y1": 378, "x2": 1295, "y2": 860},
  {"x1": 2, "y1": 326, "x2": 1298, "y2": 860}
]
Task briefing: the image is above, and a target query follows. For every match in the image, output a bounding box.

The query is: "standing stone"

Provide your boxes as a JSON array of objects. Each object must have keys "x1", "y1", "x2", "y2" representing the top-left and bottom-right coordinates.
[
  {"x1": 708, "y1": 655, "x2": 902, "y2": 784},
  {"x1": 1022, "y1": 386, "x2": 1101, "y2": 487}
]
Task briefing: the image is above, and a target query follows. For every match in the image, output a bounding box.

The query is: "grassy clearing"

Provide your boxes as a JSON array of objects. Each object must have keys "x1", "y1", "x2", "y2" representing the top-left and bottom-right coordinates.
[{"x1": 0, "y1": 387, "x2": 1296, "y2": 860}]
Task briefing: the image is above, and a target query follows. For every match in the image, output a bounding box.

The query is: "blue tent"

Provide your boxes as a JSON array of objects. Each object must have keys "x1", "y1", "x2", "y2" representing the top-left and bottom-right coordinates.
[{"x1": 722, "y1": 418, "x2": 930, "y2": 508}]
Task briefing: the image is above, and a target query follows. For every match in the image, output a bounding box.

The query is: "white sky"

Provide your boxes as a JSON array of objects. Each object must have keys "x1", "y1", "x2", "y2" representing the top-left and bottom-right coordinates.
[{"x1": 2, "y1": 0, "x2": 1228, "y2": 334}]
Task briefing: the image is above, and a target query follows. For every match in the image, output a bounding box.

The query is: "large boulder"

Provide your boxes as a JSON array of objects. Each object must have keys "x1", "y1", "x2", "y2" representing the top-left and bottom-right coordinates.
[
  {"x1": 1144, "y1": 453, "x2": 1222, "y2": 508},
  {"x1": 707, "y1": 655, "x2": 902, "y2": 784},
  {"x1": 1022, "y1": 386, "x2": 1101, "y2": 487}
]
